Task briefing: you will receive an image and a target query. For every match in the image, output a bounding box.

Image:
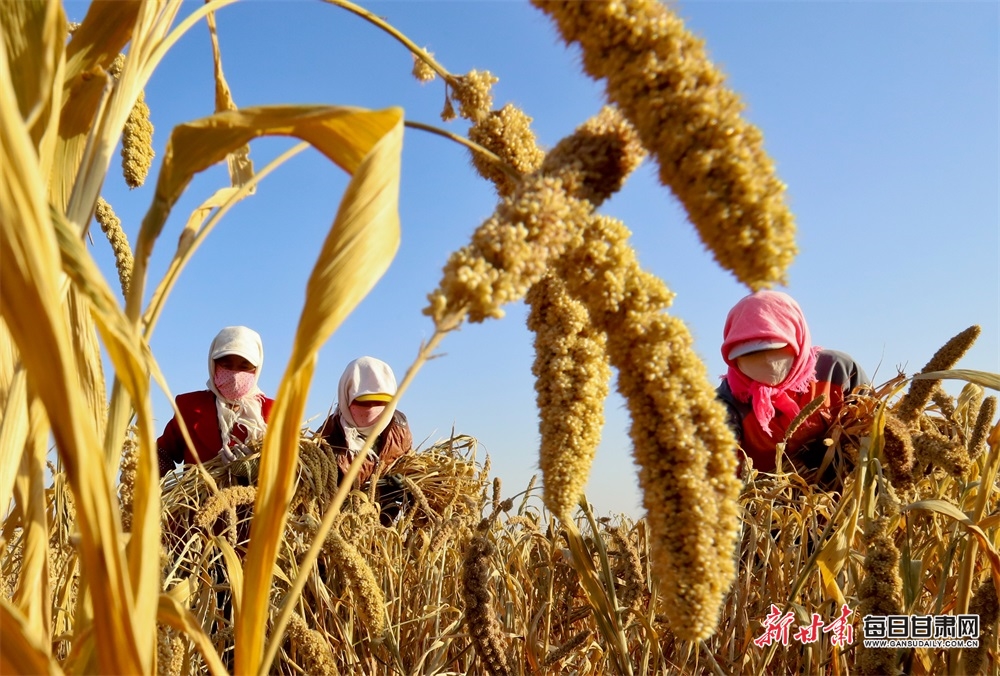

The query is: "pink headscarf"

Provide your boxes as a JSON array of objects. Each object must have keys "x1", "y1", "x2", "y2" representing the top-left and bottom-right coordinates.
[{"x1": 721, "y1": 291, "x2": 821, "y2": 433}]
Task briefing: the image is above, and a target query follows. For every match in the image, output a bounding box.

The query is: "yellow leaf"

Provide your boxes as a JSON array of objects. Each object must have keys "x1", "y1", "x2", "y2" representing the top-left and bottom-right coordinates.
[
  {"x1": 1, "y1": 38, "x2": 147, "y2": 674},
  {"x1": 911, "y1": 369, "x2": 1000, "y2": 391},
  {"x1": 158, "y1": 593, "x2": 228, "y2": 676},
  {"x1": 236, "y1": 107, "x2": 404, "y2": 676},
  {"x1": 0, "y1": 599, "x2": 60, "y2": 676}
]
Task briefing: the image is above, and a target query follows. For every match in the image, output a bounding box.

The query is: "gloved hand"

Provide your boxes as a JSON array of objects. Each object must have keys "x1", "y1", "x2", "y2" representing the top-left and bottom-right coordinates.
[{"x1": 219, "y1": 442, "x2": 250, "y2": 465}]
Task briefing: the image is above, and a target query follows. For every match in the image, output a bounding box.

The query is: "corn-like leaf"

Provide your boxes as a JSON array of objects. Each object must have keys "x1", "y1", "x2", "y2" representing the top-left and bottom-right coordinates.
[
  {"x1": 157, "y1": 593, "x2": 228, "y2": 676},
  {"x1": 206, "y1": 9, "x2": 254, "y2": 189},
  {"x1": 217, "y1": 536, "x2": 245, "y2": 619},
  {"x1": 911, "y1": 369, "x2": 1000, "y2": 391},
  {"x1": 0, "y1": 599, "x2": 61, "y2": 676},
  {"x1": 0, "y1": 370, "x2": 28, "y2": 518},
  {"x1": 11, "y1": 392, "x2": 54, "y2": 649},
  {"x1": 235, "y1": 107, "x2": 404, "y2": 676},
  {"x1": 51, "y1": 206, "x2": 162, "y2": 663},
  {"x1": 0, "y1": 37, "x2": 146, "y2": 674},
  {"x1": 52, "y1": 0, "x2": 140, "y2": 213},
  {"x1": 0, "y1": 0, "x2": 65, "y2": 149}
]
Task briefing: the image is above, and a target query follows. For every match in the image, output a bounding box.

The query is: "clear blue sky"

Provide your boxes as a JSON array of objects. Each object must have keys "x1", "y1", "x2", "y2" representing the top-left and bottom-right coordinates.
[{"x1": 70, "y1": 1, "x2": 998, "y2": 517}]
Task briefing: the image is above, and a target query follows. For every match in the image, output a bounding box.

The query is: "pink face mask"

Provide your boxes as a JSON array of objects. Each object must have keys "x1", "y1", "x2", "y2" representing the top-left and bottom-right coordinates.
[{"x1": 214, "y1": 368, "x2": 256, "y2": 401}]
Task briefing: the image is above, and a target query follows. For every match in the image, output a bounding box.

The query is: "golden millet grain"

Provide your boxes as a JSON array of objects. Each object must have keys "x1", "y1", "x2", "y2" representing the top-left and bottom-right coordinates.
[
  {"x1": 322, "y1": 530, "x2": 386, "y2": 636},
  {"x1": 121, "y1": 89, "x2": 154, "y2": 189},
  {"x1": 526, "y1": 275, "x2": 610, "y2": 522},
  {"x1": 554, "y1": 214, "x2": 741, "y2": 641},
  {"x1": 533, "y1": 0, "x2": 796, "y2": 290},
  {"x1": 461, "y1": 534, "x2": 511, "y2": 676},
  {"x1": 426, "y1": 108, "x2": 643, "y2": 325},
  {"x1": 451, "y1": 69, "x2": 499, "y2": 123},
  {"x1": 468, "y1": 104, "x2": 544, "y2": 197},
  {"x1": 609, "y1": 525, "x2": 647, "y2": 611},
  {"x1": 425, "y1": 173, "x2": 593, "y2": 323},
  {"x1": 540, "y1": 105, "x2": 645, "y2": 207},
  {"x1": 194, "y1": 486, "x2": 257, "y2": 543},
  {"x1": 156, "y1": 625, "x2": 184, "y2": 676},
  {"x1": 896, "y1": 325, "x2": 981, "y2": 423},
  {"x1": 968, "y1": 396, "x2": 997, "y2": 460},
  {"x1": 966, "y1": 579, "x2": 999, "y2": 675},
  {"x1": 287, "y1": 613, "x2": 339, "y2": 676},
  {"x1": 931, "y1": 386, "x2": 956, "y2": 419},
  {"x1": 108, "y1": 53, "x2": 125, "y2": 78},
  {"x1": 881, "y1": 413, "x2": 915, "y2": 491},
  {"x1": 542, "y1": 629, "x2": 591, "y2": 668},
  {"x1": 913, "y1": 428, "x2": 971, "y2": 478},
  {"x1": 117, "y1": 434, "x2": 138, "y2": 532},
  {"x1": 411, "y1": 49, "x2": 437, "y2": 83},
  {"x1": 857, "y1": 518, "x2": 903, "y2": 676},
  {"x1": 401, "y1": 475, "x2": 434, "y2": 520},
  {"x1": 94, "y1": 197, "x2": 133, "y2": 297}
]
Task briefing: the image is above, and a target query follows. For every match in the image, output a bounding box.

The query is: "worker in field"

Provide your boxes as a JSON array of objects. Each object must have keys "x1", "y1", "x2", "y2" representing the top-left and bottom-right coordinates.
[
  {"x1": 317, "y1": 356, "x2": 412, "y2": 523},
  {"x1": 156, "y1": 325, "x2": 274, "y2": 476},
  {"x1": 716, "y1": 290, "x2": 869, "y2": 481}
]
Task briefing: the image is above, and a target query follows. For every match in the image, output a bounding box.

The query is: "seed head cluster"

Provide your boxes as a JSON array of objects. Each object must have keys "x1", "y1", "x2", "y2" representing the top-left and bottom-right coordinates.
[
  {"x1": 287, "y1": 612, "x2": 339, "y2": 676},
  {"x1": 880, "y1": 413, "x2": 915, "y2": 493},
  {"x1": 426, "y1": 108, "x2": 643, "y2": 325},
  {"x1": 117, "y1": 434, "x2": 138, "y2": 532},
  {"x1": 966, "y1": 580, "x2": 999, "y2": 675},
  {"x1": 322, "y1": 530, "x2": 386, "y2": 637},
  {"x1": 425, "y1": 174, "x2": 591, "y2": 324},
  {"x1": 913, "y1": 427, "x2": 971, "y2": 479},
  {"x1": 155, "y1": 625, "x2": 184, "y2": 676},
  {"x1": 461, "y1": 533, "x2": 511, "y2": 676},
  {"x1": 968, "y1": 396, "x2": 997, "y2": 460},
  {"x1": 451, "y1": 69, "x2": 499, "y2": 124},
  {"x1": 121, "y1": 89, "x2": 154, "y2": 189},
  {"x1": 95, "y1": 197, "x2": 133, "y2": 297},
  {"x1": 468, "y1": 104, "x2": 544, "y2": 197},
  {"x1": 533, "y1": 0, "x2": 796, "y2": 290},
  {"x1": 411, "y1": 49, "x2": 437, "y2": 83},
  {"x1": 857, "y1": 517, "x2": 903, "y2": 676},
  {"x1": 195, "y1": 486, "x2": 256, "y2": 545},
  {"x1": 896, "y1": 325, "x2": 981, "y2": 424},
  {"x1": 526, "y1": 275, "x2": 610, "y2": 522},
  {"x1": 540, "y1": 106, "x2": 646, "y2": 207},
  {"x1": 553, "y1": 214, "x2": 742, "y2": 641}
]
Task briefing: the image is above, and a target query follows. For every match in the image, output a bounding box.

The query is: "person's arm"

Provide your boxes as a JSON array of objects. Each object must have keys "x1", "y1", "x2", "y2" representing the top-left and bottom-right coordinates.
[
  {"x1": 816, "y1": 350, "x2": 869, "y2": 396},
  {"x1": 156, "y1": 414, "x2": 183, "y2": 477},
  {"x1": 715, "y1": 381, "x2": 745, "y2": 446}
]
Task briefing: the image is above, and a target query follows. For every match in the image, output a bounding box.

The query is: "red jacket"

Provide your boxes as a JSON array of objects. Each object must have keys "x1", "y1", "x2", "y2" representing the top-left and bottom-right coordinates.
[{"x1": 157, "y1": 390, "x2": 274, "y2": 475}]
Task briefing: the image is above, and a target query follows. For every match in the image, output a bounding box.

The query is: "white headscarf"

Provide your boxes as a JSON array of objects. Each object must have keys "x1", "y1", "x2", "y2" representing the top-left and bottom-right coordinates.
[
  {"x1": 206, "y1": 326, "x2": 267, "y2": 453},
  {"x1": 337, "y1": 356, "x2": 398, "y2": 453}
]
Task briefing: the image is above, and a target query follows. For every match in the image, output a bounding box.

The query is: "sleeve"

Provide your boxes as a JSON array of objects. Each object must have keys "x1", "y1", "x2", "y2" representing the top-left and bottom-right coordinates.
[
  {"x1": 156, "y1": 413, "x2": 183, "y2": 476},
  {"x1": 316, "y1": 414, "x2": 337, "y2": 441},
  {"x1": 715, "y1": 382, "x2": 744, "y2": 445},
  {"x1": 377, "y1": 411, "x2": 413, "y2": 471},
  {"x1": 817, "y1": 350, "x2": 869, "y2": 396}
]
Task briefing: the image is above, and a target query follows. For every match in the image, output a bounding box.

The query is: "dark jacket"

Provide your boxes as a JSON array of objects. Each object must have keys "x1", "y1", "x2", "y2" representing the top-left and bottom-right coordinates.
[{"x1": 317, "y1": 410, "x2": 412, "y2": 487}]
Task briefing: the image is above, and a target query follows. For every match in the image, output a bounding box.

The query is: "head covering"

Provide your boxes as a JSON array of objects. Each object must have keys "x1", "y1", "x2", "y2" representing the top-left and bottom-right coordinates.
[
  {"x1": 721, "y1": 291, "x2": 821, "y2": 433},
  {"x1": 337, "y1": 356, "x2": 398, "y2": 452},
  {"x1": 728, "y1": 339, "x2": 789, "y2": 361},
  {"x1": 206, "y1": 326, "x2": 266, "y2": 453}
]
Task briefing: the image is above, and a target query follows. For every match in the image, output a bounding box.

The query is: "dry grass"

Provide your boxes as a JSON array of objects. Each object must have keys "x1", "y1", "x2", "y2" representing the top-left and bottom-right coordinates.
[
  {"x1": 3, "y1": 2, "x2": 999, "y2": 674},
  {"x1": 9, "y1": 371, "x2": 997, "y2": 675}
]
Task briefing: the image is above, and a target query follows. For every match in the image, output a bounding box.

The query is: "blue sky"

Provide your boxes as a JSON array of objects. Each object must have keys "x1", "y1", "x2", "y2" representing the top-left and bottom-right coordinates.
[{"x1": 70, "y1": 1, "x2": 998, "y2": 517}]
